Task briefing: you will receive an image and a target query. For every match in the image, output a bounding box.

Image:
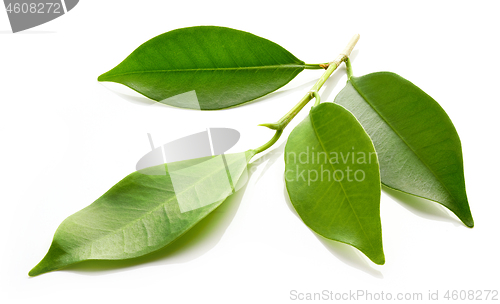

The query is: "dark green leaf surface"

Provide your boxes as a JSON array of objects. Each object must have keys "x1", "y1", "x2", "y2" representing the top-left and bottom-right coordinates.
[
  {"x1": 98, "y1": 26, "x2": 305, "y2": 110},
  {"x1": 29, "y1": 151, "x2": 254, "y2": 276},
  {"x1": 335, "y1": 72, "x2": 473, "y2": 227},
  {"x1": 285, "y1": 103, "x2": 384, "y2": 264}
]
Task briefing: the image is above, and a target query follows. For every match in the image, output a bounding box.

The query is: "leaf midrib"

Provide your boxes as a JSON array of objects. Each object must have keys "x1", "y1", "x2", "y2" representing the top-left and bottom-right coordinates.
[
  {"x1": 76, "y1": 154, "x2": 249, "y2": 258},
  {"x1": 349, "y1": 79, "x2": 456, "y2": 203},
  {"x1": 309, "y1": 112, "x2": 377, "y2": 253},
  {"x1": 101, "y1": 64, "x2": 305, "y2": 78}
]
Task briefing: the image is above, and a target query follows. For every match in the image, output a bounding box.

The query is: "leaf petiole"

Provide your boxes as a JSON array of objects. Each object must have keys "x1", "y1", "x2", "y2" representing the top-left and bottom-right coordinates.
[
  {"x1": 304, "y1": 63, "x2": 329, "y2": 69},
  {"x1": 345, "y1": 57, "x2": 354, "y2": 79},
  {"x1": 311, "y1": 90, "x2": 321, "y2": 107},
  {"x1": 252, "y1": 130, "x2": 284, "y2": 154}
]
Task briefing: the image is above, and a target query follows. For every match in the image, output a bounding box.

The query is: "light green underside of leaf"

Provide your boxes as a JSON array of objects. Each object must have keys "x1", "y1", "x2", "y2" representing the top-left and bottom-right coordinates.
[
  {"x1": 285, "y1": 103, "x2": 384, "y2": 264},
  {"x1": 98, "y1": 26, "x2": 305, "y2": 110},
  {"x1": 100, "y1": 67, "x2": 303, "y2": 110},
  {"x1": 29, "y1": 151, "x2": 254, "y2": 276},
  {"x1": 334, "y1": 72, "x2": 472, "y2": 227}
]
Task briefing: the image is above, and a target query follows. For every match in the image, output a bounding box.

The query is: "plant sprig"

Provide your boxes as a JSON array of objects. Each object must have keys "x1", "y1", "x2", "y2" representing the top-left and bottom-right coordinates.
[{"x1": 30, "y1": 27, "x2": 473, "y2": 276}]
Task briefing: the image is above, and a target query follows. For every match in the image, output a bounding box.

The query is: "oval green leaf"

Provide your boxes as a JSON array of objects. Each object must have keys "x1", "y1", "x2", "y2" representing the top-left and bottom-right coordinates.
[
  {"x1": 98, "y1": 26, "x2": 306, "y2": 110},
  {"x1": 335, "y1": 72, "x2": 473, "y2": 227},
  {"x1": 285, "y1": 103, "x2": 384, "y2": 265},
  {"x1": 29, "y1": 151, "x2": 254, "y2": 276}
]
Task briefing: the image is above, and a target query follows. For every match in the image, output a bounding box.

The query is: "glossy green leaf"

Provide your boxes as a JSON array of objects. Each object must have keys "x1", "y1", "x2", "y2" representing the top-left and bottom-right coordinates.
[
  {"x1": 29, "y1": 151, "x2": 254, "y2": 276},
  {"x1": 285, "y1": 103, "x2": 384, "y2": 264},
  {"x1": 335, "y1": 72, "x2": 473, "y2": 227},
  {"x1": 98, "y1": 26, "x2": 306, "y2": 110}
]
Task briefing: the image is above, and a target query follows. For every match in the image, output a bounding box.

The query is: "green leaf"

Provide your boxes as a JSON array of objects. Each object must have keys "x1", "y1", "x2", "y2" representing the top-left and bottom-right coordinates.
[
  {"x1": 98, "y1": 26, "x2": 305, "y2": 110},
  {"x1": 285, "y1": 103, "x2": 384, "y2": 264},
  {"x1": 335, "y1": 72, "x2": 473, "y2": 227},
  {"x1": 29, "y1": 151, "x2": 254, "y2": 276}
]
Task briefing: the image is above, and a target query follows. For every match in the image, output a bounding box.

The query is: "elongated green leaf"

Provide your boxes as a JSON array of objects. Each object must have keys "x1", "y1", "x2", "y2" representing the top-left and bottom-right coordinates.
[
  {"x1": 285, "y1": 103, "x2": 384, "y2": 264},
  {"x1": 29, "y1": 151, "x2": 254, "y2": 276},
  {"x1": 98, "y1": 26, "x2": 305, "y2": 110},
  {"x1": 335, "y1": 72, "x2": 473, "y2": 227}
]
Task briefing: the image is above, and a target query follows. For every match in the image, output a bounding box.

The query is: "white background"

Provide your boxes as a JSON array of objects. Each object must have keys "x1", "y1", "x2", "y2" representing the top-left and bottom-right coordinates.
[{"x1": 1, "y1": 1, "x2": 499, "y2": 303}]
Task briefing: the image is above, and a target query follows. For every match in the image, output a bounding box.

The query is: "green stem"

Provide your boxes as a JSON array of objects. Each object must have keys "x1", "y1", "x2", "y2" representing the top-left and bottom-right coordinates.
[
  {"x1": 253, "y1": 34, "x2": 360, "y2": 155},
  {"x1": 312, "y1": 90, "x2": 321, "y2": 107},
  {"x1": 253, "y1": 130, "x2": 283, "y2": 154},
  {"x1": 346, "y1": 57, "x2": 353, "y2": 79},
  {"x1": 305, "y1": 63, "x2": 329, "y2": 70}
]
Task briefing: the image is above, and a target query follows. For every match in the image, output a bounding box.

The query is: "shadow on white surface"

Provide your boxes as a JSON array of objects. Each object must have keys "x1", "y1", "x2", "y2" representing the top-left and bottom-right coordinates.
[
  {"x1": 383, "y1": 186, "x2": 462, "y2": 227},
  {"x1": 98, "y1": 82, "x2": 160, "y2": 107},
  {"x1": 282, "y1": 185, "x2": 383, "y2": 278},
  {"x1": 315, "y1": 236, "x2": 383, "y2": 278},
  {"x1": 64, "y1": 178, "x2": 251, "y2": 276},
  {"x1": 282, "y1": 185, "x2": 300, "y2": 220}
]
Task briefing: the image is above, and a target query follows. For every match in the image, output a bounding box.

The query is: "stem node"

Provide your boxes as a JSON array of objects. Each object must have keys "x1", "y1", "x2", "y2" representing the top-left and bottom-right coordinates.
[
  {"x1": 319, "y1": 63, "x2": 329, "y2": 70},
  {"x1": 253, "y1": 34, "x2": 360, "y2": 155},
  {"x1": 309, "y1": 90, "x2": 321, "y2": 107}
]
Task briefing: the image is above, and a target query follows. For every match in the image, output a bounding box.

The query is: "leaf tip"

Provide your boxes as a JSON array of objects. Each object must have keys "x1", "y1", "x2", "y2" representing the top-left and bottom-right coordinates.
[
  {"x1": 464, "y1": 217, "x2": 474, "y2": 228},
  {"x1": 28, "y1": 241, "x2": 74, "y2": 277},
  {"x1": 28, "y1": 262, "x2": 46, "y2": 277},
  {"x1": 97, "y1": 73, "x2": 107, "y2": 82},
  {"x1": 97, "y1": 69, "x2": 115, "y2": 82},
  {"x1": 456, "y1": 207, "x2": 474, "y2": 228},
  {"x1": 373, "y1": 255, "x2": 385, "y2": 265},
  {"x1": 365, "y1": 248, "x2": 385, "y2": 265}
]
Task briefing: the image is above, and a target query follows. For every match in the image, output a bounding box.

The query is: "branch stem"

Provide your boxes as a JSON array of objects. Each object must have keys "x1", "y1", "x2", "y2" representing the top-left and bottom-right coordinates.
[{"x1": 253, "y1": 34, "x2": 360, "y2": 155}]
